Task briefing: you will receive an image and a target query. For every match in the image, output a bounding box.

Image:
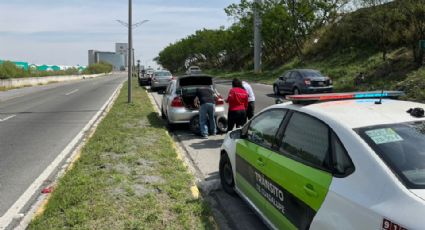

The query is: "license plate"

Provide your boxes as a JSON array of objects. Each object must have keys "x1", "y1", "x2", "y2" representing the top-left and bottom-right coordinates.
[{"x1": 317, "y1": 82, "x2": 324, "y2": 86}]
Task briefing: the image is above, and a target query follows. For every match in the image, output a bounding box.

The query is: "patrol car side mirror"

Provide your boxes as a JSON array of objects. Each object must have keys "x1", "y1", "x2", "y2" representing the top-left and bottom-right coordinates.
[{"x1": 240, "y1": 122, "x2": 250, "y2": 139}]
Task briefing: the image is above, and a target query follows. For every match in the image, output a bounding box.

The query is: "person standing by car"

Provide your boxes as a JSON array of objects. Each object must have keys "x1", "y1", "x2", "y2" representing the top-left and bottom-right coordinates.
[
  {"x1": 242, "y1": 81, "x2": 255, "y2": 119},
  {"x1": 195, "y1": 87, "x2": 216, "y2": 139},
  {"x1": 226, "y1": 78, "x2": 249, "y2": 132}
]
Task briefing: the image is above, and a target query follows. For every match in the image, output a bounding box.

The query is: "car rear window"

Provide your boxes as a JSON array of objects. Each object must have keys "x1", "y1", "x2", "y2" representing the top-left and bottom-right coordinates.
[
  {"x1": 301, "y1": 71, "x2": 324, "y2": 79},
  {"x1": 357, "y1": 121, "x2": 425, "y2": 189},
  {"x1": 155, "y1": 71, "x2": 172, "y2": 77}
]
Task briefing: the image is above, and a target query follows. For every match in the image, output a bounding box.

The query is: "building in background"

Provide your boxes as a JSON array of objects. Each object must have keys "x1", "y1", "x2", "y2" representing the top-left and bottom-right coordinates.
[
  {"x1": 115, "y1": 43, "x2": 128, "y2": 66},
  {"x1": 88, "y1": 43, "x2": 128, "y2": 71}
]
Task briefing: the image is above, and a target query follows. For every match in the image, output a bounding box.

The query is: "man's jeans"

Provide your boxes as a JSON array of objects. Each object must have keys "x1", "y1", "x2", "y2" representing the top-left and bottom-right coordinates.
[{"x1": 199, "y1": 103, "x2": 216, "y2": 136}]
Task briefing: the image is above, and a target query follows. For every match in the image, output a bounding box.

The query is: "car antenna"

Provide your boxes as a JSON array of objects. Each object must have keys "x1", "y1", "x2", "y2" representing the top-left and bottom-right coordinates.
[{"x1": 375, "y1": 88, "x2": 384, "y2": 105}]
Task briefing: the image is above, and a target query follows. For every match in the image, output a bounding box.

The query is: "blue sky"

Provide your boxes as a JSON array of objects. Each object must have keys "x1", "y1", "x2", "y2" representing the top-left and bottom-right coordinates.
[{"x1": 0, "y1": 0, "x2": 239, "y2": 67}]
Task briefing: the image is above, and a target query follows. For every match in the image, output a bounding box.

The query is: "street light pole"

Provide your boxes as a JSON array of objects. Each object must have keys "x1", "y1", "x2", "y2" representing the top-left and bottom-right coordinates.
[
  {"x1": 128, "y1": 0, "x2": 133, "y2": 103},
  {"x1": 254, "y1": 0, "x2": 262, "y2": 73}
]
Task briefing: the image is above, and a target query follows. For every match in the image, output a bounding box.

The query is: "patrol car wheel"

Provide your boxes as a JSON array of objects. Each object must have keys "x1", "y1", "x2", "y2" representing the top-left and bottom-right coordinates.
[{"x1": 219, "y1": 153, "x2": 236, "y2": 195}]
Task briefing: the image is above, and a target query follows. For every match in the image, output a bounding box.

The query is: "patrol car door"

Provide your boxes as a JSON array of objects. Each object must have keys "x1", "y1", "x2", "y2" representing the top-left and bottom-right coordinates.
[
  {"x1": 263, "y1": 111, "x2": 333, "y2": 230},
  {"x1": 236, "y1": 109, "x2": 287, "y2": 221}
]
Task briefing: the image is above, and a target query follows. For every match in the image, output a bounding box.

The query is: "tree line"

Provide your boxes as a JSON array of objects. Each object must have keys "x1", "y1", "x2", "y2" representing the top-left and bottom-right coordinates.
[{"x1": 155, "y1": 0, "x2": 425, "y2": 74}]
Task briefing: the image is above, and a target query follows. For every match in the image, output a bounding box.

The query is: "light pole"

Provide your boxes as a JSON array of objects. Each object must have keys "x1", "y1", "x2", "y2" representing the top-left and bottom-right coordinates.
[
  {"x1": 254, "y1": 0, "x2": 262, "y2": 73},
  {"x1": 117, "y1": 3, "x2": 149, "y2": 103}
]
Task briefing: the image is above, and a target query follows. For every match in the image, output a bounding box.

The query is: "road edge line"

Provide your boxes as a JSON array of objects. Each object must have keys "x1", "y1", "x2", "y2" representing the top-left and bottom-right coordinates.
[{"x1": 0, "y1": 80, "x2": 124, "y2": 230}]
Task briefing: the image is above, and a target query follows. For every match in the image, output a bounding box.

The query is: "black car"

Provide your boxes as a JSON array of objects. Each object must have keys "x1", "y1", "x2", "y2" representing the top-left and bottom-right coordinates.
[{"x1": 273, "y1": 69, "x2": 333, "y2": 95}]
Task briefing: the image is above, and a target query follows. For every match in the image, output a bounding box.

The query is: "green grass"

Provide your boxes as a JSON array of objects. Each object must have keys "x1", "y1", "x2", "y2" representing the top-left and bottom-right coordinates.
[
  {"x1": 209, "y1": 48, "x2": 422, "y2": 95},
  {"x1": 29, "y1": 80, "x2": 215, "y2": 229}
]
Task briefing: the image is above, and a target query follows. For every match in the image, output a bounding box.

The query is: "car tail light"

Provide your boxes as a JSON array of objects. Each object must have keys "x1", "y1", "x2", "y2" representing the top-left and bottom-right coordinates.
[
  {"x1": 304, "y1": 78, "x2": 311, "y2": 85},
  {"x1": 171, "y1": 96, "x2": 184, "y2": 107},
  {"x1": 215, "y1": 95, "x2": 224, "y2": 105}
]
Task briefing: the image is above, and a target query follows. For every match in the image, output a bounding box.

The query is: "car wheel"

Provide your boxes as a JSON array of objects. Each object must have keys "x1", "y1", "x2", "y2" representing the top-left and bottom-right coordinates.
[
  {"x1": 219, "y1": 153, "x2": 236, "y2": 195},
  {"x1": 190, "y1": 115, "x2": 201, "y2": 135},
  {"x1": 216, "y1": 116, "x2": 228, "y2": 134},
  {"x1": 293, "y1": 88, "x2": 300, "y2": 95},
  {"x1": 273, "y1": 85, "x2": 280, "y2": 96}
]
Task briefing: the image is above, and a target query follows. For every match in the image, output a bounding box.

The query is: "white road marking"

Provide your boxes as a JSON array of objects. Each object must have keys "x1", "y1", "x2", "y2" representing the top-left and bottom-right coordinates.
[
  {"x1": 0, "y1": 83, "x2": 123, "y2": 230},
  {"x1": 0, "y1": 115, "x2": 16, "y2": 122},
  {"x1": 65, "y1": 89, "x2": 79, "y2": 96}
]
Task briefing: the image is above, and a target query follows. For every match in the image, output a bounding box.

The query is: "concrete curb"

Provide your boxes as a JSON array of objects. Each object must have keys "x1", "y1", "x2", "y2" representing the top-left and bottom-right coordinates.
[{"x1": 0, "y1": 73, "x2": 110, "y2": 89}]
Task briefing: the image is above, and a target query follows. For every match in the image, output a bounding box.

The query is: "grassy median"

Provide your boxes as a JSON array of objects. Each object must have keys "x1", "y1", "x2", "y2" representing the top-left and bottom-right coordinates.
[{"x1": 29, "y1": 80, "x2": 215, "y2": 229}]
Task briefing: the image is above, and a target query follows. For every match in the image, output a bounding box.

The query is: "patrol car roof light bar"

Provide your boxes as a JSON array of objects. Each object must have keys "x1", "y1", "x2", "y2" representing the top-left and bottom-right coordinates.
[{"x1": 286, "y1": 91, "x2": 404, "y2": 104}]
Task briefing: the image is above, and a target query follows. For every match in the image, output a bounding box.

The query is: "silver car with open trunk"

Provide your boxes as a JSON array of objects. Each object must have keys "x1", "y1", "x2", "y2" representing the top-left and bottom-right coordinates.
[{"x1": 161, "y1": 75, "x2": 227, "y2": 133}]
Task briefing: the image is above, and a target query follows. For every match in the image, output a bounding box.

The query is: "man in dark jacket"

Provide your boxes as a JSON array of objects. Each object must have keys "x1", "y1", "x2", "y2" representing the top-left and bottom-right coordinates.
[{"x1": 195, "y1": 87, "x2": 216, "y2": 139}]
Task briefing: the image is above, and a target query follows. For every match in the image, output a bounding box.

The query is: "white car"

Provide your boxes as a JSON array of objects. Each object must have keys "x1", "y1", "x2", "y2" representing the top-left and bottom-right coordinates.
[{"x1": 219, "y1": 91, "x2": 424, "y2": 230}]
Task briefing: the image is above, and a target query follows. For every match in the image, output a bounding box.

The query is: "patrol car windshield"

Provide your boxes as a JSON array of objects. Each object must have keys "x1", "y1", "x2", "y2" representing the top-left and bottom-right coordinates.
[{"x1": 357, "y1": 121, "x2": 425, "y2": 189}]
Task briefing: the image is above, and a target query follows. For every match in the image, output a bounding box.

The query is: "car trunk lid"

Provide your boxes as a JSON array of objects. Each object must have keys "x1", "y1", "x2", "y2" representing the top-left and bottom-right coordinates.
[{"x1": 179, "y1": 76, "x2": 213, "y2": 87}]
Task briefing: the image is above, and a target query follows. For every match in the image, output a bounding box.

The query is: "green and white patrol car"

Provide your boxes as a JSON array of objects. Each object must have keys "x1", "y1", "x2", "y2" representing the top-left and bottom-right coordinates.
[{"x1": 219, "y1": 91, "x2": 425, "y2": 230}]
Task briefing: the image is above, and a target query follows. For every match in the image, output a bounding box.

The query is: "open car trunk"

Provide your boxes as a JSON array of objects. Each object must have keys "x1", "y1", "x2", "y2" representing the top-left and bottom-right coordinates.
[
  {"x1": 178, "y1": 76, "x2": 215, "y2": 110},
  {"x1": 179, "y1": 86, "x2": 214, "y2": 110}
]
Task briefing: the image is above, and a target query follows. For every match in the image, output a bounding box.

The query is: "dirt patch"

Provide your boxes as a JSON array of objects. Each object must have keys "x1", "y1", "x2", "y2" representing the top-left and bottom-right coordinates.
[
  {"x1": 114, "y1": 163, "x2": 131, "y2": 175},
  {"x1": 133, "y1": 184, "x2": 154, "y2": 197},
  {"x1": 134, "y1": 175, "x2": 165, "y2": 185}
]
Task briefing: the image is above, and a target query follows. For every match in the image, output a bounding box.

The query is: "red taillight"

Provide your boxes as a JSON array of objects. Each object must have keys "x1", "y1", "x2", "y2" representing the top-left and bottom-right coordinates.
[
  {"x1": 215, "y1": 95, "x2": 224, "y2": 105},
  {"x1": 304, "y1": 78, "x2": 311, "y2": 85},
  {"x1": 171, "y1": 96, "x2": 184, "y2": 107}
]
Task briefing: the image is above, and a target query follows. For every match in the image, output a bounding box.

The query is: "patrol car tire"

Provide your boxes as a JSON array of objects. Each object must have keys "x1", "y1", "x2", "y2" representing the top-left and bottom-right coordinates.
[{"x1": 219, "y1": 153, "x2": 236, "y2": 195}]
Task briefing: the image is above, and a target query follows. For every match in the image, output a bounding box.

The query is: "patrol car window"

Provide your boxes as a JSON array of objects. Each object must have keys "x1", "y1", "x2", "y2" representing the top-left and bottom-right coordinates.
[
  {"x1": 247, "y1": 109, "x2": 287, "y2": 148},
  {"x1": 280, "y1": 112, "x2": 330, "y2": 170},
  {"x1": 331, "y1": 132, "x2": 354, "y2": 176},
  {"x1": 357, "y1": 121, "x2": 425, "y2": 189}
]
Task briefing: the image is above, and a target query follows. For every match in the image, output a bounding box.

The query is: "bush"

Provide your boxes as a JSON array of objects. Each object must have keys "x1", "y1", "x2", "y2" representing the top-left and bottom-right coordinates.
[
  {"x1": 83, "y1": 61, "x2": 113, "y2": 74},
  {"x1": 0, "y1": 61, "x2": 29, "y2": 79},
  {"x1": 0, "y1": 61, "x2": 83, "y2": 79}
]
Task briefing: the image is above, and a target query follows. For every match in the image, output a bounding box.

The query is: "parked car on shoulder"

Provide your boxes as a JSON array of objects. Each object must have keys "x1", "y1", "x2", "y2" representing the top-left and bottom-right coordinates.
[
  {"x1": 151, "y1": 70, "x2": 173, "y2": 91},
  {"x1": 273, "y1": 69, "x2": 333, "y2": 96},
  {"x1": 186, "y1": 66, "x2": 202, "y2": 75},
  {"x1": 161, "y1": 74, "x2": 227, "y2": 133}
]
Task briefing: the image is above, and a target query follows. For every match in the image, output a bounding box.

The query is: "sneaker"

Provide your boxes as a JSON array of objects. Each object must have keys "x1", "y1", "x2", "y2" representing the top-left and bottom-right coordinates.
[{"x1": 201, "y1": 135, "x2": 208, "y2": 139}]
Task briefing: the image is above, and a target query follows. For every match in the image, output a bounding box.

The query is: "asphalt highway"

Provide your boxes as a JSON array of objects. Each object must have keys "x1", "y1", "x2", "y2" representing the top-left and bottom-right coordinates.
[{"x1": 0, "y1": 74, "x2": 125, "y2": 225}]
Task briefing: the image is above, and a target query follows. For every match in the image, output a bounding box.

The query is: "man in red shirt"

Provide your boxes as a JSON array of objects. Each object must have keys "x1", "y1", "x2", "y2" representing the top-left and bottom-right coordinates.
[{"x1": 226, "y1": 78, "x2": 249, "y2": 132}]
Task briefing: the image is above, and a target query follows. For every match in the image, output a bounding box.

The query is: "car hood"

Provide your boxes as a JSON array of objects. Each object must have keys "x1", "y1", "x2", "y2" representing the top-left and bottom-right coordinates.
[
  {"x1": 410, "y1": 189, "x2": 425, "y2": 202},
  {"x1": 179, "y1": 76, "x2": 213, "y2": 87}
]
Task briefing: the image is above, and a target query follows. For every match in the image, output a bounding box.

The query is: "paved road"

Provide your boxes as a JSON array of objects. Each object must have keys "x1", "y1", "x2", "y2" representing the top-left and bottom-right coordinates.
[
  {"x1": 0, "y1": 74, "x2": 125, "y2": 228},
  {"x1": 150, "y1": 79, "x2": 279, "y2": 229}
]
